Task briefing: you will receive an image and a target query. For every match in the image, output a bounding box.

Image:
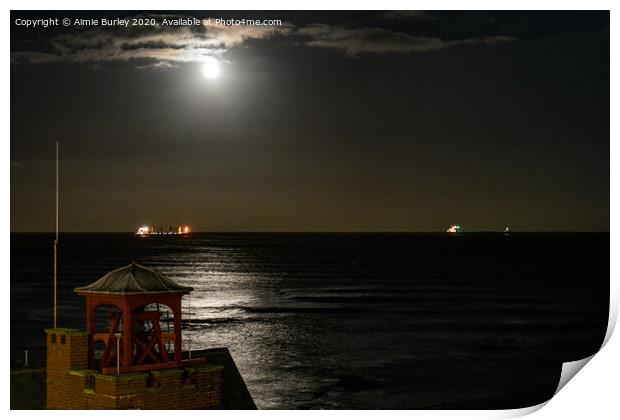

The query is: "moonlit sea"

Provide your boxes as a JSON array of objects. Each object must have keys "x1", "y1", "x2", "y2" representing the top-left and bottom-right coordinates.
[{"x1": 11, "y1": 233, "x2": 608, "y2": 409}]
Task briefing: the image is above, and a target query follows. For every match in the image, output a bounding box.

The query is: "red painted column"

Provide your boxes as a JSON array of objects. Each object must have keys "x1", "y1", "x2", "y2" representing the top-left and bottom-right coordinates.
[
  {"x1": 122, "y1": 302, "x2": 133, "y2": 366},
  {"x1": 86, "y1": 299, "x2": 94, "y2": 368},
  {"x1": 172, "y1": 301, "x2": 182, "y2": 365}
]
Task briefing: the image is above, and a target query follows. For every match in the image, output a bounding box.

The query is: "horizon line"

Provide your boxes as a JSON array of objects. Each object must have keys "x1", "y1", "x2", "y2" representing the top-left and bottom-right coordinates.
[{"x1": 9, "y1": 230, "x2": 611, "y2": 234}]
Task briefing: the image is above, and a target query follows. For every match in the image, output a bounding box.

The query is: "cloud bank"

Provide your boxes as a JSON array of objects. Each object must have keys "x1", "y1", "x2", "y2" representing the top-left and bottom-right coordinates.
[
  {"x1": 298, "y1": 24, "x2": 515, "y2": 56},
  {"x1": 11, "y1": 13, "x2": 516, "y2": 66}
]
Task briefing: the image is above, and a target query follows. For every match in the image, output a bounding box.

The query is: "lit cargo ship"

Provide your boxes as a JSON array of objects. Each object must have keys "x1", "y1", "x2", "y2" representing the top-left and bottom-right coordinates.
[
  {"x1": 136, "y1": 225, "x2": 191, "y2": 236},
  {"x1": 446, "y1": 225, "x2": 512, "y2": 235}
]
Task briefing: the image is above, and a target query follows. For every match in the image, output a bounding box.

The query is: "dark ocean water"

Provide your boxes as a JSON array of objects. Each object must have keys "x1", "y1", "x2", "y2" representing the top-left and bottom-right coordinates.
[{"x1": 10, "y1": 233, "x2": 609, "y2": 409}]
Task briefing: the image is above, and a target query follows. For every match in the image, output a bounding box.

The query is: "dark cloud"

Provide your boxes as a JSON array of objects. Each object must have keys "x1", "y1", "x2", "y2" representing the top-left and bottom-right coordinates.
[
  {"x1": 298, "y1": 24, "x2": 515, "y2": 56},
  {"x1": 383, "y1": 11, "x2": 437, "y2": 20},
  {"x1": 11, "y1": 12, "x2": 516, "y2": 66},
  {"x1": 11, "y1": 14, "x2": 292, "y2": 65}
]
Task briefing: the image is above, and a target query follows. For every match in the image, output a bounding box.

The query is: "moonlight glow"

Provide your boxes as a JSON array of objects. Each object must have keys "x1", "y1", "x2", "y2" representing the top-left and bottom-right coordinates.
[{"x1": 202, "y1": 57, "x2": 221, "y2": 79}]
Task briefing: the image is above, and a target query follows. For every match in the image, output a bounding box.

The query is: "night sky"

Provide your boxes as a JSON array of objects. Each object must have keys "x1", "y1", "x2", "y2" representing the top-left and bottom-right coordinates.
[{"x1": 10, "y1": 11, "x2": 609, "y2": 232}]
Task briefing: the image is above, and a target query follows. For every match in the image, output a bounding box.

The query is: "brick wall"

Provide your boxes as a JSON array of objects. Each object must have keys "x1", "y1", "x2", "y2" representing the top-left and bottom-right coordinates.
[
  {"x1": 45, "y1": 328, "x2": 89, "y2": 409},
  {"x1": 45, "y1": 328, "x2": 222, "y2": 409}
]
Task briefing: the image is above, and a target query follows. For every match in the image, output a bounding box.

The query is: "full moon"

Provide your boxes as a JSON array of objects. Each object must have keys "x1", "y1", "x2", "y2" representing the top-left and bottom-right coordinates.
[{"x1": 202, "y1": 57, "x2": 221, "y2": 80}]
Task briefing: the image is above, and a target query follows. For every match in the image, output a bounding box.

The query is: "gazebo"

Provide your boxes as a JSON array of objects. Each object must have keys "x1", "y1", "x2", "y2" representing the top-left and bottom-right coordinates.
[{"x1": 74, "y1": 262, "x2": 193, "y2": 373}]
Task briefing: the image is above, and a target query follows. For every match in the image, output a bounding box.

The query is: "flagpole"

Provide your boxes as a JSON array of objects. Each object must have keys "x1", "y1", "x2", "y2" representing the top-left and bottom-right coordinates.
[{"x1": 54, "y1": 141, "x2": 59, "y2": 328}]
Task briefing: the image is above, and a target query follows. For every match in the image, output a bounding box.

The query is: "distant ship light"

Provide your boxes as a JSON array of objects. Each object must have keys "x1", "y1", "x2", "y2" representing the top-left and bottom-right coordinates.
[{"x1": 135, "y1": 225, "x2": 191, "y2": 235}]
